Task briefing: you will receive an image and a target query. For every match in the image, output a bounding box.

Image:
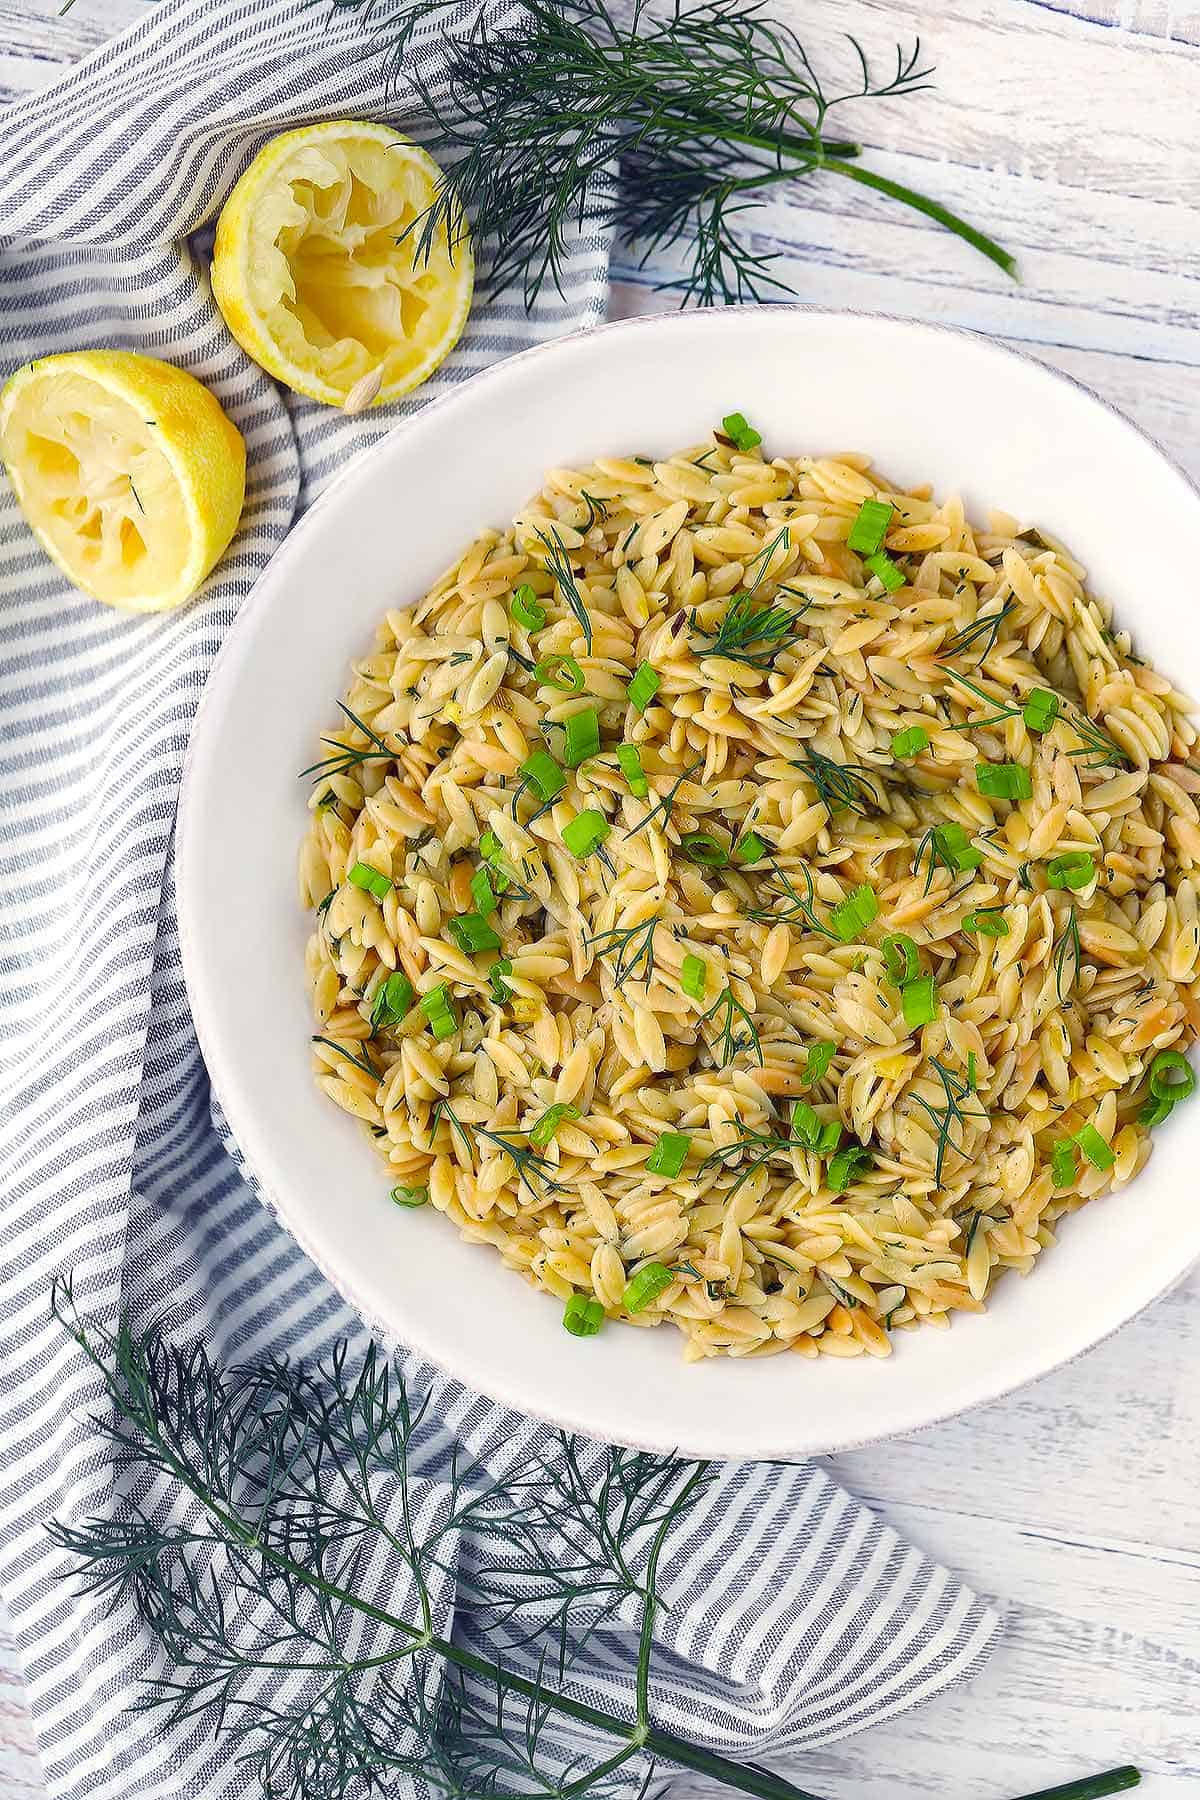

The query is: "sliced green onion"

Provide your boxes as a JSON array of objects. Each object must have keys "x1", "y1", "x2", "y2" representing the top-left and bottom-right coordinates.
[
  {"x1": 721, "y1": 411, "x2": 761, "y2": 452},
  {"x1": 348, "y1": 860, "x2": 392, "y2": 900},
  {"x1": 520, "y1": 749, "x2": 565, "y2": 801},
  {"x1": 530, "y1": 1102, "x2": 580, "y2": 1148},
  {"x1": 1022, "y1": 688, "x2": 1060, "y2": 733},
  {"x1": 510, "y1": 583, "x2": 546, "y2": 631},
  {"x1": 901, "y1": 973, "x2": 938, "y2": 1029},
  {"x1": 1140, "y1": 1093, "x2": 1174, "y2": 1128},
  {"x1": 563, "y1": 706, "x2": 601, "y2": 767},
  {"x1": 816, "y1": 1119, "x2": 843, "y2": 1153},
  {"x1": 890, "y1": 725, "x2": 929, "y2": 760},
  {"x1": 626, "y1": 662, "x2": 660, "y2": 712},
  {"x1": 790, "y1": 1100, "x2": 822, "y2": 1148},
  {"x1": 966, "y1": 1052, "x2": 978, "y2": 1092},
  {"x1": 827, "y1": 1144, "x2": 873, "y2": 1193},
  {"x1": 390, "y1": 1184, "x2": 429, "y2": 1208},
  {"x1": 480, "y1": 829, "x2": 503, "y2": 862},
  {"x1": 420, "y1": 983, "x2": 458, "y2": 1041},
  {"x1": 1046, "y1": 851, "x2": 1096, "y2": 891},
  {"x1": 803, "y1": 1040, "x2": 837, "y2": 1084},
  {"x1": 488, "y1": 959, "x2": 513, "y2": 1004},
  {"x1": 680, "y1": 831, "x2": 728, "y2": 867},
  {"x1": 734, "y1": 831, "x2": 768, "y2": 864},
  {"x1": 976, "y1": 761, "x2": 1033, "y2": 802},
  {"x1": 847, "y1": 498, "x2": 894, "y2": 556},
  {"x1": 963, "y1": 909, "x2": 1010, "y2": 938},
  {"x1": 563, "y1": 1293, "x2": 604, "y2": 1337},
  {"x1": 932, "y1": 821, "x2": 983, "y2": 873},
  {"x1": 882, "y1": 933, "x2": 919, "y2": 983},
  {"x1": 622, "y1": 1261, "x2": 674, "y2": 1313},
  {"x1": 534, "y1": 654, "x2": 585, "y2": 694},
  {"x1": 1076, "y1": 1122, "x2": 1115, "y2": 1172},
  {"x1": 617, "y1": 742, "x2": 649, "y2": 797},
  {"x1": 448, "y1": 913, "x2": 501, "y2": 955},
  {"x1": 470, "y1": 867, "x2": 497, "y2": 916},
  {"x1": 646, "y1": 1131, "x2": 691, "y2": 1178},
  {"x1": 681, "y1": 953, "x2": 707, "y2": 1000},
  {"x1": 830, "y1": 883, "x2": 879, "y2": 942},
  {"x1": 1051, "y1": 1139, "x2": 1078, "y2": 1188},
  {"x1": 1149, "y1": 1049, "x2": 1195, "y2": 1105},
  {"x1": 561, "y1": 809, "x2": 610, "y2": 858},
  {"x1": 864, "y1": 550, "x2": 905, "y2": 593},
  {"x1": 370, "y1": 970, "x2": 414, "y2": 1030}
]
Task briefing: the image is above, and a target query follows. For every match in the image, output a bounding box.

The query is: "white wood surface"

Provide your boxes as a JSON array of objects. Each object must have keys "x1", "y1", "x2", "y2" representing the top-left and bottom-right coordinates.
[{"x1": 2, "y1": 2, "x2": 1199, "y2": 1797}]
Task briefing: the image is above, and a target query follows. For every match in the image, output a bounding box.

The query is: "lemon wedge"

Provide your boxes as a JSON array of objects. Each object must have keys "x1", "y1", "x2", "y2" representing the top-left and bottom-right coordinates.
[
  {"x1": 211, "y1": 121, "x2": 473, "y2": 409},
  {"x1": 0, "y1": 350, "x2": 246, "y2": 613}
]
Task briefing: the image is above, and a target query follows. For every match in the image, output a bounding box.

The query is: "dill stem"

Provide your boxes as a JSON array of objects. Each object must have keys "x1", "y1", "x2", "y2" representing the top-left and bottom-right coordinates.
[
  {"x1": 821, "y1": 155, "x2": 1018, "y2": 276},
  {"x1": 1009, "y1": 1770, "x2": 1141, "y2": 1800}
]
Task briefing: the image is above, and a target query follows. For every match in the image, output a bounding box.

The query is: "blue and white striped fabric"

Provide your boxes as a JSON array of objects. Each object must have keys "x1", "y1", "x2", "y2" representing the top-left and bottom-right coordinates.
[{"x1": 0, "y1": 2, "x2": 999, "y2": 1794}]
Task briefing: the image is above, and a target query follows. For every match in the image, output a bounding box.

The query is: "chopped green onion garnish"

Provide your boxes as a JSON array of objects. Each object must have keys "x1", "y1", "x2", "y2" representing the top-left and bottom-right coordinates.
[
  {"x1": 510, "y1": 583, "x2": 546, "y2": 631},
  {"x1": 816, "y1": 1119, "x2": 843, "y2": 1153},
  {"x1": 681, "y1": 953, "x2": 707, "y2": 1000},
  {"x1": 563, "y1": 1293, "x2": 604, "y2": 1336},
  {"x1": 830, "y1": 883, "x2": 879, "y2": 942},
  {"x1": 1149, "y1": 1049, "x2": 1195, "y2": 1105},
  {"x1": 561, "y1": 809, "x2": 610, "y2": 858},
  {"x1": 348, "y1": 860, "x2": 392, "y2": 900},
  {"x1": 882, "y1": 933, "x2": 919, "y2": 983},
  {"x1": 890, "y1": 725, "x2": 929, "y2": 760},
  {"x1": 721, "y1": 411, "x2": 761, "y2": 452},
  {"x1": 626, "y1": 662, "x2": 660, "y2": 712},
  {"x1": 420, "y1": 983, "x2": 458, "y2": 1040},
  {"x1": 966, "y1": 1052, "x2": 978, "y2": 1091},
  {"x1": 1075, "y1": 1122, "x2": 1115, "y2": 1172},
  {"x1": 530, "y1": 1102, "x2": 580, "y2": 1148},
  {"x1": 976, "y1": 761, "x2": 1033, "y2": 801},
  {"x1": 847, "y1": 498, "x2": 894, "y2": 556},
  {"x1": 1140, "y1": 1093, "x2": 1174, "y2": 1128},
  {"x1": 520, "y1": 749, "x2": 565, "y2": 801},
  {"x1": 864, "y1": 550, "x2": 905, "y2": 593},
  {"x1": 1051, "y1": 1139, "x2": 1078, "y2": 1188},
  {"x1": 370, "y1": 970, "x2": 414, "y2": 1030},
  {"x1": 734, "y1": 831, "x2": 768, "y2": 864},
  {"x1": 680, "y1": 831, "x2": 728, "y2": 867},
  {"x1": 563, "y1": 706, "x2": 601, "y2": 767},
  {"x1": 617, "y1": 742, "x2": 649, "y2": 797},
  {"x1": 448, "y1": 913, "x2": 501, "y2": 955},
  {"x1": 803, "y1": 1040, "x2": 837, "y2": 1084},
  {"x1": 932, "y1": 821, "x2": 983, "y2": 873},
  {"x1": 901, "y1": 973, "x2": 938, "y2": 1029},
  {"x1": 1047, "y1": 851, "x2": 1096, "y2": 891},
  {"x1": 470, "y1": 867, "x2": 497, "y2": 915},
  {"x1": 963, "y1": 909, "x2": 1010, "y2": 937},
  {"x1": 390, "y1": 1184, "x2": 429, "y2": 1208},
  {"x1": 480, "y1": 829, "x2": 503, "y2": 862},
  {"x1": 1022, "y1": 688, "x2": 1060, "y2": 733},
  {"x1": 790, "y1": 1100, "x2": 822, "y2": 1149},
  {"x1": 488, "y1": 959, "x2": 513, "y2": 1004},
  {"x1": 622, "y1": 1261, "x2": 674, "y2": 1313},
  {"x1": 646, "y1": 1131, "x2": 690, "y2": 1177},
  {"x1": 827, "y1": 1144, "x2": 872, "y2": 1193},
  {"x1": 534, "y1": 654, "x2": 585, "y2": 693}
]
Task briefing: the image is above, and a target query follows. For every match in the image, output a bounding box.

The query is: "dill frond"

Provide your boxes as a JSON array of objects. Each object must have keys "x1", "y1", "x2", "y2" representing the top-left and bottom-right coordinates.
[
  {"x1": 700, "y1": 983, "x2": 764, "y2": 1067},
  {"x1": 299, "y1": 702, "x2": 398, "y2": 783},
  {"x1": 791, "y1": 746, "x2": 883, "y2": 817}
]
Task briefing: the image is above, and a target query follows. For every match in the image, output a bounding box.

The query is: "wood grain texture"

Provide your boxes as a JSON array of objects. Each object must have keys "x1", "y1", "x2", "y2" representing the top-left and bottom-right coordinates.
[{"x1": 1, "y1": 2, "x2": 1198, "y2": 1797}]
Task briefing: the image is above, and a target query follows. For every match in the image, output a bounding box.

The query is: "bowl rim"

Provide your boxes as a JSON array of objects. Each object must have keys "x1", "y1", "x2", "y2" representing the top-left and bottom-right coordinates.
[{"x1": 177, "y1": 303, "x2": 1200, "y2": 1456}]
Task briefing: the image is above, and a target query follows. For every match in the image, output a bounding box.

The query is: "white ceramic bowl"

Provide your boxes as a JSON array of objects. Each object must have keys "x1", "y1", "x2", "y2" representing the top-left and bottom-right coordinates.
[{"x1": 178, "y1": 307, "x2": 1200, "y2": 1459}]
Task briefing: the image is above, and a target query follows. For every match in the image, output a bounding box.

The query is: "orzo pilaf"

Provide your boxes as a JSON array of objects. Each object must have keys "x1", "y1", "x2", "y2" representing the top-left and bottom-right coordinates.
[{"x1": 299, "y1": 426, "x2": 1200, "y2": 1361}]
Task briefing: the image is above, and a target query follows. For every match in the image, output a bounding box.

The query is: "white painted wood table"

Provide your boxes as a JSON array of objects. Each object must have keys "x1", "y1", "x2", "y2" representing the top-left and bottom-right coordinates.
[{"x1": 2, "y1": 2, "x2": 1198, "y2": 1797}]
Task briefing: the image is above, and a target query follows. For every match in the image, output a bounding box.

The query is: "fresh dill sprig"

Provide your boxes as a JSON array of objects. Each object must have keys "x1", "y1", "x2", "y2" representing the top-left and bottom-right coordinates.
[
  {"x1": 579, "y1": 490, "x2": 610, "y2": 530},
  {"x1": 435, "y1": 1098, "x2": 566, "y2": 1199},
  {"x1": 944, "y1": 669, "x2": 1025, "y2": 731},
  {"x1": 912, "y1": 827, "x2": 958, "y2": 895},
  {"x1": 700, "y1": 1121, "x2": 794, "y2": 1196},
  {"x1": 588, "y1": 915, "x2": 659, "y2": 990},
  {"x1": 299, "y1": 702, "x2": 399, "y2": 783},
  {"x1": 945, "y1": 671, "x2": 1130, "y2": 769},
  {"x1": 536, "y1": 528, "x2": 593, "y2": 653},
  {"x1": 791, "y1": 746, "x2": 883, "y2": 816},
  {"x1": 692, "y1": 590, "x2": 812, "y2": 670},
  {"x1": 745, "y1": 860, "x2": 836, "y2": 938},
  {"x1": 626, "y1": 758, "x2": 705, "y2": 840},
  {"x1": 937, "y1": 602, "x2": 1015, "y2": 663},
  {"x1": 311, "y1": 1034, "x2": 382, "y2": 1081},
  {"x1": 1053, "y1": 902, "x2": 1082, "y2": 1002},
  {"x1": 700, "y1": 983, "x2": 764, "y2": 1067},
  {"x1": 908, "y1": 1056, "x2": 988, "y2": 1187},
  {"x1": 367, "y1": 0, "x2": 1013, "y2": 311},
  {"x1": 50, "y1": 1286, "x2": 844, "y2": 1800}
]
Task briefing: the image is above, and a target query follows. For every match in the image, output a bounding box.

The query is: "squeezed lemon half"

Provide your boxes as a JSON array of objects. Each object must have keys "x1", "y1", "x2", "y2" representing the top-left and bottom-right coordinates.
[
  {"x1": 0, "y1": 350, "x2": 246, "y2": 613},
  {"x1": 211, "y1": 121, "x2": 473, "y2": 409}
]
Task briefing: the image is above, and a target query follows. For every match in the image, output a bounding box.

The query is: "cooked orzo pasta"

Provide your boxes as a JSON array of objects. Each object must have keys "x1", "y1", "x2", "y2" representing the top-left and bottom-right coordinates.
[{"x1": 300, "y1": 426, "x2": 1200, "y2": 1361}]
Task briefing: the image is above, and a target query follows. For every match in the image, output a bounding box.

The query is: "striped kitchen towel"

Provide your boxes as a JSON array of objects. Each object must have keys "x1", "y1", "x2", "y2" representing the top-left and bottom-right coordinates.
[{"x1": 0, "y1": 2, "x2": 999, "y2": 1795}]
